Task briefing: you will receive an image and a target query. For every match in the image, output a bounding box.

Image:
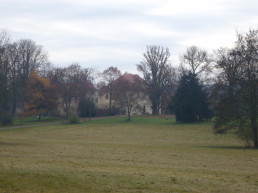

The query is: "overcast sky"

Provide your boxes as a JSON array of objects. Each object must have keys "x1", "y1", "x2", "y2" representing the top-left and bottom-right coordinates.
[{"x1": 1, "y1": 0, "x2": 258, "y2": 74}]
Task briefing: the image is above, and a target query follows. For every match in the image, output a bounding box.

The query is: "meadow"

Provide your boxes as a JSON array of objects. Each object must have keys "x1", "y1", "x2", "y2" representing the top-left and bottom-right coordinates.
[{"x1": 0, "y1": 116, "x2": 257, "y2": 193}]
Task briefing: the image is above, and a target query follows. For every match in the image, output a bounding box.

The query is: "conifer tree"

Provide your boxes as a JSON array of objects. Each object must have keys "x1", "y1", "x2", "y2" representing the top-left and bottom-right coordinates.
[{"x1": 173, "y1": 72, "x2": 212, "y2": 122}]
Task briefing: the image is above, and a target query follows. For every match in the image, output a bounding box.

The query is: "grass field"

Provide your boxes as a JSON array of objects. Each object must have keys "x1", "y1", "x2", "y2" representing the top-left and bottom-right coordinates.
[
  {"x1": 11, "y1": 116, "x2": 62, "y2": 126},
  {"x1": 0, "y1": 116, "x2": 258, "y2": 193}
]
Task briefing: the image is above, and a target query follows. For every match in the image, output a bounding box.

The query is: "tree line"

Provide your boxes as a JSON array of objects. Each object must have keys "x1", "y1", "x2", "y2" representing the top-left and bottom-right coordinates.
[
  {"x1": 0, "y1": 29, "x2": 257, "y2": 147},
  {"x1": 0, "y1": 31, "x2": 49, "y2": 124}
]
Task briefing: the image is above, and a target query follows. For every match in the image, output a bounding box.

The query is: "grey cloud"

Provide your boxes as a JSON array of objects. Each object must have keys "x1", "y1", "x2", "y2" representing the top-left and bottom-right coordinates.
[{"x1": 1, "y1": 0, "x2": 257, "y2": 72}]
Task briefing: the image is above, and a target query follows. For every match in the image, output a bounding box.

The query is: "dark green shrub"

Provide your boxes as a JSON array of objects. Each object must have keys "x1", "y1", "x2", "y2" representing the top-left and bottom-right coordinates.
[
  {"x1": 96, "y1": 107, "x2": 121, "y2": 116},
  {"x1": 0, "y1": 113, "x2": 13, "y2": 126},
  {"x1": 78, "y1": 99, "x2": 96, "y2": 117},
  {"x1": 69, "y1": 114, "x2": 80, "y2": 124}
]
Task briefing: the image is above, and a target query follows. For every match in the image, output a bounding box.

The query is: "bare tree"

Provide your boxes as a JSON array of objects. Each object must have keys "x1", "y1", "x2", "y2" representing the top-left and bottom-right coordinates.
[
  {"x1": 5, "y1": 42, "x2": 21, "y2": 116},
  {"x1": 17, "y1": 39, "x2": 48, "y2": 84},
  {"x1": 52, "y1": 63, "x2": 92, "y2": 118},
  {"x1": 137, "y1": 45, "x2": 175, "y2": 115},
  {"x1": 181, "y1": 46, "x2": 212, "y2": 75},
  {"x1": 0, "y1": 30, "x2": 50, "y2": 124},
  {"x1": 101, "y1": 66, "x2": 121, "y2": 114},
  {"x1": 0, "y1": 30, "x2": 11, "y2": 124},
  {"x1": 39, "y1": 62, "x2": 55, "y2": 78},
  {"x1": 213, "y1": 29, "x2": 258, "y2": 148},
  {"x1": 113, "y1": 73, "x2": 146, "y2": 121}
]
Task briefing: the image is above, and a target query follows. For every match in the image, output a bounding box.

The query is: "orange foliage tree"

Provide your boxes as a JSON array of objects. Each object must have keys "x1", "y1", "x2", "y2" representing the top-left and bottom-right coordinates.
[{"x1": 24, "y1": 70, "x2": 57, "y2": 121}]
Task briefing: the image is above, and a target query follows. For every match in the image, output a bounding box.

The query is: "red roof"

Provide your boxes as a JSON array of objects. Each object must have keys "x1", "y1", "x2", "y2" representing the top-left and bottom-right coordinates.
[{"x1": 117, "y1": 73, "x2": 144, "y2": 83}]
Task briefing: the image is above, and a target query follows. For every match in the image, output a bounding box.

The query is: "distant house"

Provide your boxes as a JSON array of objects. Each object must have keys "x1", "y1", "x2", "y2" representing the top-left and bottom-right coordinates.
[
  {"x1": 112, "y1": 73, "x2": 152, "y2": 115},
  {"x1": 58, "y1": 73, "x2": 152, "y2": 116}
]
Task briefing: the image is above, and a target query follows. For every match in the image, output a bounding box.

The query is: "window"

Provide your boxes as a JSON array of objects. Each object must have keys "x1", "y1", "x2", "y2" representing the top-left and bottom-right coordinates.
[
  {"x1": 106, "y1": 94, "x2": 109, "y2": 100},
  {"x1": 95, "y1": 98, "x2": 98, "y2": 103}
]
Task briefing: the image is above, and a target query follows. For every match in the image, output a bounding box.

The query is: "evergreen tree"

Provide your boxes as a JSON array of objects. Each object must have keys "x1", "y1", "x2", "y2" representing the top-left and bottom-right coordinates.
[{"x1": 173, "y1": 72, "x2": 212, "y2": 122}]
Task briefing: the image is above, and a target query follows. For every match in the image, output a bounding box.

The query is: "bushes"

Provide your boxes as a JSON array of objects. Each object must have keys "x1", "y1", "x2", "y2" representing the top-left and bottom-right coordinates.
[
  {"x1": 214, "y1": 118, "x2": 254, "y2": 147},
  {"x1": 0, "y1": 113, "x2": 13, "y2": 126},
  {"x1": 77, "y1": 97, "x2": 121, "y2": 117},
  {"x1": 69, "y1": 114, "x2": 80, "y2": 124},
  {"x1": 96, "y1": 107, "x2": 121, "y2": 116}
]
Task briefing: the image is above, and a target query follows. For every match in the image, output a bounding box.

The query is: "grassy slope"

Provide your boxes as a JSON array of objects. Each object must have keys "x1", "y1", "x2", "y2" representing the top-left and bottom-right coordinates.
[{"x1": 0, "y1": 116, "x2": 257, "y2": 193}]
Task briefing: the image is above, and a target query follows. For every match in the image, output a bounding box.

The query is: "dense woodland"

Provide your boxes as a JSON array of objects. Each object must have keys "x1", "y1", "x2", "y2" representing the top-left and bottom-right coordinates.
[{"x1": 0, "y1": 29, "x2": 257, "y2": 147}]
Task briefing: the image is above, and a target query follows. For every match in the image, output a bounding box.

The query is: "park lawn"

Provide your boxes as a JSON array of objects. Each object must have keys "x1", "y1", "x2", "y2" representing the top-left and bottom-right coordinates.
[
  {"x1": 0, "y1": 116, "x2": 258, "y2": 193},
  {"x1": 11, "y1": 116, "x2": 62, "y2": 126}
]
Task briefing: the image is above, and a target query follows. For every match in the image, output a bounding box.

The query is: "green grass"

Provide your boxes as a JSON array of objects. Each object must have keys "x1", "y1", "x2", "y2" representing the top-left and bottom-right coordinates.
[
  {"x1": 0, "y1": 116, "x2": 258, "y2": 193},
  {"x1": 86, "y1": 115, "x2": 176, "y2": 125},
  {"x1": 11, "y1": 116, "x2": 62, "y2": 126}
]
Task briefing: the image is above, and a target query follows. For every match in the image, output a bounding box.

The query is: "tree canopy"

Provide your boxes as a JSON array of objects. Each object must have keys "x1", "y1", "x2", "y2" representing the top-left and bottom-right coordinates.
[
  {"x1": 100, "y1": 66, "x2": 121, "y2": 114},
  {"x1": 137, "y1": 45, "x2": 175, "y2": 115},
  {"x1": 24, "y1": 70, "x2": 57, "y2": 121},
  {"x1": 213, "y1": 29, "x2": 258, "y2": 147},
  {"x1": 113, "y1": 73, "x2": 146, "y2": 121}
]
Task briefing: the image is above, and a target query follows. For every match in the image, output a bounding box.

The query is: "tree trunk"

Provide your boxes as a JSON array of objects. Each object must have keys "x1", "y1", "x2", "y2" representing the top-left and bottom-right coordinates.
[
  {"x1": 88, "y1": 106, "x2": 91, "y2": 121},
  {"x1": 251, "y1": 110, "x2": 257, "y2": 148},
  {"x1": 151, "y1": 99, "x2": 158, "y2": 115},
  {"x1": 127, "y1": 107, "x2": 131, "y2": 121},
  {"x1": 127, "y1": 113, "x2": 131, "y2": 121},
  {"x1": 64, "y1": 102, "x2": 70, "y2": 119},
  {"x1": 109, "y1": 90, "x2": 112, "y2": 114},
  {"x1": 249, "y1": 81, "x2": 257, "y2": 148},
  {"x1": 253, "y1": 125, "x2": 258, "y2": 148},
  {"x1": 11, "y1": 76, "x2": 17, "y2": 117},
  {"x1": 11, "y1": 99, "x2": 17, "y2": 117},
  {"x1": 152, "y1": 100, "x2": 160, "y2": 115},
  {"x1": 65, "y1": 109, "x2": 69, "y2": 119},
  {"x1": 251, "y1": 115, "x2": 257, "y2": 148}
]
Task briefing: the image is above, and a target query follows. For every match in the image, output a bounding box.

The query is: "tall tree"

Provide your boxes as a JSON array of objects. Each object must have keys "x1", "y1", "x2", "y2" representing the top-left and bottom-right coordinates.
[
  {"x1": 52, "y1": 63, "x2": 92, "y2": 118},
  {"x1": 213, "y1": 29, "x2": 258, "y2": 148},
  {"x1": 13, "y1": 39, "x2": 49, "y2": 116},
  {"x1": 5, "y1": 42, "x2": 22, "y2": 117},
  {"x1": 181, "y1": 46, "x2": 211, "y2": 75},
  {"x1": 0, "y1": 30, "x2": 12, "y2": 124},
  {"x1": 23, "y1": 70, "x2": 57, "y2": 121},
  {"x1": 101, "y1": 66, "x2": 121, "y2": 114},
  {"x1": 0, "y1": 30, "x2": 49, "y2": 124},
  {"x1": 137, "y1": 45, "x2": 175, "y2": 115},
  {"x1": 173, "y1": 72, "x2": 212, "y2": 122},
  {"x1": 17, "y1": 39, "x2": 48, "y2": 86},
  {"x1": 113, "y1": 73, "x2": 146, "y2": 121}
]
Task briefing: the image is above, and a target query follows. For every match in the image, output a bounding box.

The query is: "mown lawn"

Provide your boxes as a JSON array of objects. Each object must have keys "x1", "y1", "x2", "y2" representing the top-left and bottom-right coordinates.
[
  {"x1": 11, "y1": 116, "x2": 62, "y2": 126},
  {"x1": 0, "y1": 116, "x2": 257, "y2": 193}
]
